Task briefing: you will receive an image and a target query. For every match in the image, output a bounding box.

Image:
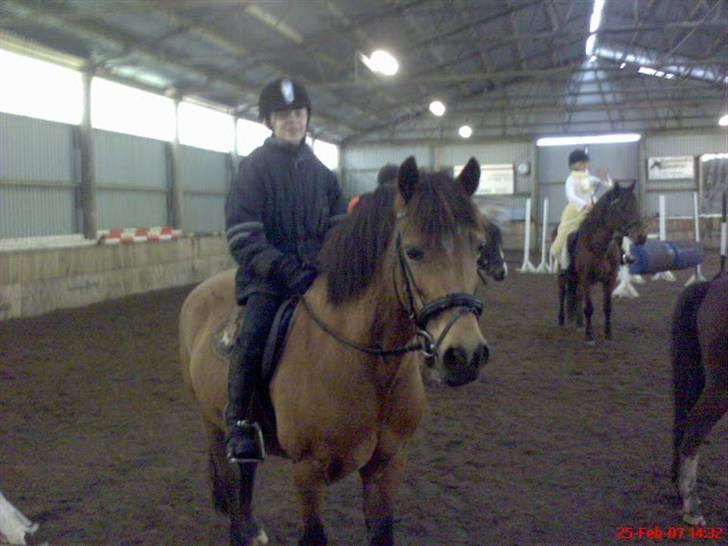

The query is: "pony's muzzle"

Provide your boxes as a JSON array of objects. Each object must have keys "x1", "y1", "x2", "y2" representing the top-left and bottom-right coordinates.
[{"x1": 442, "y1": 341, "x2": 489, "y2": 386}]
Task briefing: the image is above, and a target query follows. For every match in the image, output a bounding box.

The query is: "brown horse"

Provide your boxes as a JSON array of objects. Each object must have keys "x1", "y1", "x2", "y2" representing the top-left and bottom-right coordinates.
[
  {"x1": 671, "y1": 275, "x2": 727, "y2": 526},
  {"x1": 558, "y1": 182, "x2": 646, "y2": 342},
  {"x1": 179, "y1": 156, "x2": 490, "y2": 545}
]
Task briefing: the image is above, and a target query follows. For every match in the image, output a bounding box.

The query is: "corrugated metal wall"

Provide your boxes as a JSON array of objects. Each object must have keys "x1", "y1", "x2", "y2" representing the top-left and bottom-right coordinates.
[
  {"x1": 2, "y1": 106, "x2": 726, "y2": 243},
  {"x1": 340, "y1": 140, "x2": 536, "y2": 221},
  {"x1": 0, "y1": 112, "x2": 233, "y2": 239},
  {"x1": 178, "y1": 145, "x2": 229, "y2": 234},
  {"x1": 644, "y1": 132, "x2": 728, "y2": 217},
  {"x1": 0, "y1": 112, "x2": 76, "y2": 237},
  {"x1": 94, "y1": 130, "x2": 168, "y2": 229},
  {"x1": 343, "y1": 131, "x2": 727, "y2": 231}
]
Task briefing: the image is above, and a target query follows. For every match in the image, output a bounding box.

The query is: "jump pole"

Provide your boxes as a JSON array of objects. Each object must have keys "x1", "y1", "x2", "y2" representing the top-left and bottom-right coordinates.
[
  {"x1": 613, "y1": 236, "x2": 640, "y2": 298},
  {"x1": 535, "y1": 198, "x2": 551, "y2": 273},
  {"x1": 652, "y1": 194, "x2": 676, "y2": 282},
  {"x1": 518, "y1": 197, "x2": 537, "y2": 272},
  {"x1": 685, "y1": 191, "x2": 707, "y2": 286}
]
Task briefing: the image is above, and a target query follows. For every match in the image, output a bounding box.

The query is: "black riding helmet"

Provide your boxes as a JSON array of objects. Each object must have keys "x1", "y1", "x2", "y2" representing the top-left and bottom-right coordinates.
[
  {"x1": 258, "y1": 78, "x2": 311, "y2": 125},
  {"x1": 568, "y1": 148, "x2": 589, "y2": 166}
]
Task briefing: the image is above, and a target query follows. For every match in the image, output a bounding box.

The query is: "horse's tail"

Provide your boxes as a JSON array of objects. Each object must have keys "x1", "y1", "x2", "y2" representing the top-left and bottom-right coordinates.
[{"x1": 671, "y1": 280, "x2": 711, "y2": 479}]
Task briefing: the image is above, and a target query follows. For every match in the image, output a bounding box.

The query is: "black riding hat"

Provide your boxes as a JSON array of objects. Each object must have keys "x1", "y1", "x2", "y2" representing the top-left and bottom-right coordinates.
[
  {"x1": 258, "y1": 78, "x2": 311, "y2": 123},
  {"x1": 568, "y1": 149, "x2": 589, "y2": 166}
]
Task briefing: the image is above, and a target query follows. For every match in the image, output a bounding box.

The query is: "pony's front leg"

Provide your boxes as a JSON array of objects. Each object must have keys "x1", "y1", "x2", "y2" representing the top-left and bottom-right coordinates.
[
  {"x1": 293, "y1": 459, "x2": 328, "y2": 545},
  {"x1": 558, "y1": 275, "x2": 566, "y2": 326},
  {"x1": 603, "y1": 279, "x2": 615, "y2": 339},
  {"x1": 583, "y1": 283, "x2": 594, "y2": 343},
  {"x1": 231, "y1": 462, "x2": 268, "y2": 546},
  {"x1": 360, "y1": 451, "x2": 406, "y2": 546}
]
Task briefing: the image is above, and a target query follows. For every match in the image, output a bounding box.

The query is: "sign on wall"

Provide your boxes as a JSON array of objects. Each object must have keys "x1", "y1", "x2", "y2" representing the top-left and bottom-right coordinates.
[
  {"x1": 453, "y1": 163, "x2": 515, "y2": 195},
  {"x1": 647, "y1": 156, "x2": 695, "y2": 180}
]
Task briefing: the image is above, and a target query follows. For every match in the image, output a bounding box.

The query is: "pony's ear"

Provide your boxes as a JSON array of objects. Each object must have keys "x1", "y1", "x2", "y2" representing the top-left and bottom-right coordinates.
[
  {"x1": 398, "y1": 156, "x2": 419, "y2": 203},
  {"x1": 457, "y1": 157, "x2": 480, "y2": 196}
]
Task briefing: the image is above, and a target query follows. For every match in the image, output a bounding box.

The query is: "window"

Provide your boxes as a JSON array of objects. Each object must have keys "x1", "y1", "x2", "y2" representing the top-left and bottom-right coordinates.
[
  {"x1": 236, "y1": 118, "x2": 270, "y2": 156},
  {"x1": 0, "y1": 48, "x2": 82, "y2": 125},
  {"x1": 312, "y1": 138, "x2": 339, "y2": 170},
  {"x1": 178, "y1": 101, "x2": 234, "y2": 153},
  {"x1": 91, "y1": 77, "x2": 175, "y2": 141}
]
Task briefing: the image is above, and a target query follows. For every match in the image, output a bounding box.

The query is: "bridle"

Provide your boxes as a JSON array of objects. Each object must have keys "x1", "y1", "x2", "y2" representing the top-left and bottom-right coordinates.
[{"x1": 300, "y1": 218, "x2": 483, "y2": 361}]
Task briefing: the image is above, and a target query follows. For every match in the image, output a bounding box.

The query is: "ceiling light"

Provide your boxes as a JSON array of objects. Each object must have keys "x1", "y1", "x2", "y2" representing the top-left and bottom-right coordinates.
[
  {"x1": 719, "y1": 114, "x2": 728, "y2": 127},
  {"x1": 619, "y1": 62, "x2": 626, "y2": 69},
  {"x1": 429, "y1": 100, "x2": 446, "y2": 116},
  {"x1": 589, "y1": 0, "x2": 606, "y2": 33},
  {"x1": 360, "y1": 49, "x2": 399, "y2": 76},
  {"x1": 458, "y1": 125, "x2": 472, "y2": 139},
  {"x1": 537, "y1": 134, "x2": 641, "y2": 146},
  {"x1": 585, "y1": 34, "x2": 597, "y2": 56}
]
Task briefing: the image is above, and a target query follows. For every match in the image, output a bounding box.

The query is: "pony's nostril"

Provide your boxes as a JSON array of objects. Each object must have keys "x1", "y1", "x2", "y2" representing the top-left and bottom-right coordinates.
[
  {"x1": 443, "y1": 346, "x2": 466, "y2": 367},
  {"x1": 479, "y1": 344, "x2": 490, "y2": 366}
]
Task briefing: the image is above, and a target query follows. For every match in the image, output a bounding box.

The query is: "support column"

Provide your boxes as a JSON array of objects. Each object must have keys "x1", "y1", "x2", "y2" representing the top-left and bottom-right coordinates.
[
  {"x1": 169, "y1": 97, "x2": 184, "y2": 230},
  {"x1": 79, "y1": 67, "x2": 97, "y2": 239}
]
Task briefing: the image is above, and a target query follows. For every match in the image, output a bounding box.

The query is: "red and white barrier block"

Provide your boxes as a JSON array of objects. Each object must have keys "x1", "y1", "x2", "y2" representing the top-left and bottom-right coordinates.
[{"x1": 97, "y1": 226, "x2": 182, "y2": 245}]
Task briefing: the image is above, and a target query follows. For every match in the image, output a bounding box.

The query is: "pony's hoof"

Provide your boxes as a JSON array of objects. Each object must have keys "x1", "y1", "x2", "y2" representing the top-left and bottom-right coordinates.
[{"x1": 682, "y1": 513, "x2": 706, "y2": 527}]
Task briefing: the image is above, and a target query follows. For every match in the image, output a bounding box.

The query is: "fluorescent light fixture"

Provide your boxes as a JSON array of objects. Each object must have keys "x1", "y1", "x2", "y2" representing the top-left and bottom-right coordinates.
[
  {"x1": 429, "y1": 100, "x2": 446, "y2": 116},
  {"x1": 360, "y1": 49, "x2": 399, "y2": 76},
  {"x1": 701, "y1": 153, "x2": 728, "y2": 161},
  {"x1": 619, "y1": 62, "x2": 626, "y2": 69},
  {"x1": 458, "y1": 125, "x2": 472, "y2": 138},
  {"x1": 537, "y1": 134, "x2": 641, "y2": 146},
  {"x1": 637, "y1": 66, "x2": 676, "y2": 80},
  {"x1": 719, "y1": 114, "x2": 728, "y2": 127},
  {"x1": 585, "y1": 34, "x2": 597, "y2": 56},
  {"x1": 589, "y1": 0, "x2": 606, "y2": 32}
]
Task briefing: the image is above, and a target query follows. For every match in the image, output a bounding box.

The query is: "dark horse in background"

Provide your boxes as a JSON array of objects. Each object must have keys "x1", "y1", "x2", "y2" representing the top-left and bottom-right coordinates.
[
  {"x1": 180, "y1": 157, "x2": 490, "y2": 546},
  {"x1": 478, "y1": 218, "x2": 507, "y2": 282},
  {"x1": 671, "y1": 275, "x2": 727, "y2": 526},
  {"x1": 558, "y1": 182, "x2": 646, "y2": 342}
]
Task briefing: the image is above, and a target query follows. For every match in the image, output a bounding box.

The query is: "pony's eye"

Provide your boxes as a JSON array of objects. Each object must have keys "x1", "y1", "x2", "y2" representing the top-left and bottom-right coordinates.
[{"x1": 405, "y1": 247, "x2": 424, "y2": 261}]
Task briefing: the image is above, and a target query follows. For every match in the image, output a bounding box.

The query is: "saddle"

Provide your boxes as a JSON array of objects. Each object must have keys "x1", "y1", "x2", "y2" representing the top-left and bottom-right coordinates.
[{"x1": 214, "y1": 297, "x2": 300, "y2": 384}]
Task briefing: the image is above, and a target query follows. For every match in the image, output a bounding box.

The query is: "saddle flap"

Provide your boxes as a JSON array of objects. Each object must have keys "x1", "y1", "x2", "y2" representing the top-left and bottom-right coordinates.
[{"x1": 213, "y1": 297, "x2": 299, "y2": 385}]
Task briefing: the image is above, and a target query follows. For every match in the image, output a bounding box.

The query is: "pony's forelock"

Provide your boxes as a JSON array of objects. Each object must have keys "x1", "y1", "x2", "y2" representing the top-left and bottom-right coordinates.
[{"x1": 319, "y1": 169, "x2": 480, "y2": 305}]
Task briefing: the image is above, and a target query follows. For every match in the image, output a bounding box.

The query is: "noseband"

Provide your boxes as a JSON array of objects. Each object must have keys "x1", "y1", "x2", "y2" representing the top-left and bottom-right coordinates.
[{"x1": 301, "y1": 224, "x2": 483, "y2": 360}]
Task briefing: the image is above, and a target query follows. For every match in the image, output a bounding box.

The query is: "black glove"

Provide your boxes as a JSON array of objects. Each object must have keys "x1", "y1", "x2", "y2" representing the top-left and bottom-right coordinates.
[
  {"x1": 289, "y1": 265, "x2": 317, "y2": 296},
  {"x1": 271, "y1": 255, "x2": 318, "y2": 295}
]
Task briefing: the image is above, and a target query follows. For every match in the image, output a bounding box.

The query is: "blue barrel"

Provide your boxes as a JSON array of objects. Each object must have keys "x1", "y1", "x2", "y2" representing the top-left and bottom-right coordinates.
[{"x1": 629, "y1": 240, "x2": 704, "y2": 274}]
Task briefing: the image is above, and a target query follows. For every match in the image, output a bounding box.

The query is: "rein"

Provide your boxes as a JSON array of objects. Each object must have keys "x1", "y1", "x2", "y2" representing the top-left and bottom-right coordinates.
[{"x1": 300, "y1": 222, "x2": 483, "y2": 361}]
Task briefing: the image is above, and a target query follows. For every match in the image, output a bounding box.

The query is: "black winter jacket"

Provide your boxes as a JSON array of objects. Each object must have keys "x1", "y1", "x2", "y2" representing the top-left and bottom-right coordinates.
[{"x1": 225, "y1": 138, "x2": 346, "y2": 304}]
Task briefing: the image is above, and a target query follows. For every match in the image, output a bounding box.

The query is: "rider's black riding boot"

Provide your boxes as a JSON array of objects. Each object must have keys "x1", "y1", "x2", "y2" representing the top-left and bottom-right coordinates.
[
  {"x1": 225, "y1": 353, "x2": 265, "y2": 463},
  {"x1": 224, "y1": 293, "x2": 282, "y2": 463}
]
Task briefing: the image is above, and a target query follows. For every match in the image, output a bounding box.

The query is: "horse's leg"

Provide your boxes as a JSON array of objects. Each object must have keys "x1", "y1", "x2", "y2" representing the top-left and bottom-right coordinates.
[
  {"x1": 359, "y1": 451, "x2": 406, "y2": 546},
  {"x1": 676, "y1": 382, "x2": 728, "y2": 526},
  {"x1": 293, "y1": 459, "x2": 328, "y2": 546},
  {"x1": 583, "y1": 282, "x2": 594, "y2": 342},
  {"x1": 558, "y1": 275, "x2": 566, "y2": 326},
  {"x1": 204, "y1": 420, "x2": 237, "y2": 515},
  {"x1": 203, "y1": 420, "x2": 267, "y2": 546},
  {"x1": 574, "y1": 274, "x2": 585, "y2": 328},
  {"x1": 603, "y1": 279, "x2": 615, "y2": 340}
]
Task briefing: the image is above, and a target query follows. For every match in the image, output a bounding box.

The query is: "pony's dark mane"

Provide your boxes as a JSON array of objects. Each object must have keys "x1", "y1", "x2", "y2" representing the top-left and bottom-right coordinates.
[
  {"x1": 319, "y1": 185, "x2": 397, "y2": 305},
  {"x1": 320, "y1": 170, "x2": 480, "y2": 305},
  {"x1": 579, "y1": 187, "x2": 618, "y2": 234}
]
